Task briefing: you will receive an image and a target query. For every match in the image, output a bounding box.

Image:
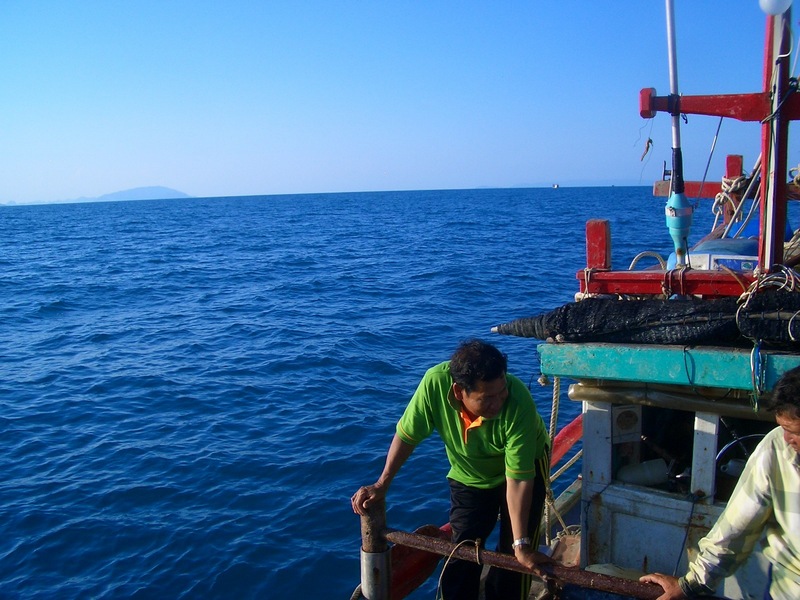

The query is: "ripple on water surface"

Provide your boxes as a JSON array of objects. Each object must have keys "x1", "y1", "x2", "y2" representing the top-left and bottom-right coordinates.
[{"x1": 0, "y1": 189, "x2": 685, "y2": 598}]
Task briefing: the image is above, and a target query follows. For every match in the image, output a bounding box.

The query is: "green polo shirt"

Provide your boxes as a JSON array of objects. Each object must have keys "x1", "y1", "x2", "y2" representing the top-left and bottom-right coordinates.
[{"x1": 396, "y1": 361, "x2": 549, "y2": 488}]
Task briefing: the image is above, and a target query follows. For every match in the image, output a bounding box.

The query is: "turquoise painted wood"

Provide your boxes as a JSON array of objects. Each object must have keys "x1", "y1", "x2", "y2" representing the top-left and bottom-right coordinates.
[{"x1": 537, "y1": 343, "x2": 800, "y2": 391}]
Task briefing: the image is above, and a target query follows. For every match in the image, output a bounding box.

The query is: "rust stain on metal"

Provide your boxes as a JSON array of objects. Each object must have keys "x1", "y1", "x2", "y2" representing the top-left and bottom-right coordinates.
[
  {"x1": 360, "y1": 500, "x2": 388, "y2": 553},
  {"x1": 385, "y1": 528, "x2": 665, "y2": 599}
]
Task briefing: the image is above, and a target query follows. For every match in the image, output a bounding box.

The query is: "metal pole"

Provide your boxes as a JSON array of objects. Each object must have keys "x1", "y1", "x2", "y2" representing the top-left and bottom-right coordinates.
[
  {"x1": 665, "y1": 0, "x2": 682, "y2": 167},
  {"x1": 359, "y1": 499, "x2": 390, "y2": 600},
  {"x1": 664, "y1": 0, "x2": 693, "y2": 266}
]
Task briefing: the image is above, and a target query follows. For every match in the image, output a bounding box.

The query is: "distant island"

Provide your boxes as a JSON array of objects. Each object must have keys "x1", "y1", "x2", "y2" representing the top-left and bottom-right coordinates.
[
  {"x1": 2, "y1": 186, "x2": 192, "y2": 206},
  {"x1": 73, "y1": 186, "x2": 192, "y2": 203}
]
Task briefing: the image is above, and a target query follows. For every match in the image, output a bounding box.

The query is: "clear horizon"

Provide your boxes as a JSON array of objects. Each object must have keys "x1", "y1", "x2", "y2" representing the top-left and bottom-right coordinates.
[
  {"x1": 2, "y1": 182, "x2": 660, "y2": 207},
  {"x1": 1, "y1": 1, "x2": 794, "y2": 204}
]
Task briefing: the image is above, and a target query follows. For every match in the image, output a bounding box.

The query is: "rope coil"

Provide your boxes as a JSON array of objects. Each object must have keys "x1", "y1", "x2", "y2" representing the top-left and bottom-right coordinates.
[{"x1": 711, "y1": 174, "x2": 749, "y2": 230}]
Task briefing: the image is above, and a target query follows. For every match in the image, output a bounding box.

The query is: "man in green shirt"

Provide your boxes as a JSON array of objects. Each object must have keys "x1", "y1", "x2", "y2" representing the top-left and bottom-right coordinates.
[
  {"x1": 641, "y1": 365, "x2": 800, "y2": 600},
  {"x1": 351, "y1": 339, "x2": 551, "y2": 600}
]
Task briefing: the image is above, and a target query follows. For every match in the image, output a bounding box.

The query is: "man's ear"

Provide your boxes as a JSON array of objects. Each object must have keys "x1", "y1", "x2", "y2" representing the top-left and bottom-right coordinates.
[{"x1": 452, "y1": 382, "x2": 464, "y2": 402}]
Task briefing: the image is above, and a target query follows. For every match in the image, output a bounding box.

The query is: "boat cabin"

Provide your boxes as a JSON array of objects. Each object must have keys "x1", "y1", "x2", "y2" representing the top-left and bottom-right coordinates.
[{"x1": 539, "y1": 342, "x2": 794, "y2": 598}]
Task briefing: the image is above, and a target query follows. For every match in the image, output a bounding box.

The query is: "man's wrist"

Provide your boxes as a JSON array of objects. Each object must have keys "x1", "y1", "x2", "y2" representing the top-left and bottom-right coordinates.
[
  {"x1": 512, "y1": 537, "x2": 532, "y2": 550},
  {"x1": 679, "y1": 574, "x2": 713, "y2": 598}
]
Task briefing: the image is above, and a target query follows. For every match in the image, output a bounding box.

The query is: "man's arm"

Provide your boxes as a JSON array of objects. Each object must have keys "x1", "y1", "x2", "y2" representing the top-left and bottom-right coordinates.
[
  {"x1": 640, "y1": 431, "x2": 778, "y2": 598},
  {"x1": 351, "y1": 434, "x2": 415, "y2": 516},
  {"x1": 506, "y1": 477, "x2": 552, "y2": 571}
]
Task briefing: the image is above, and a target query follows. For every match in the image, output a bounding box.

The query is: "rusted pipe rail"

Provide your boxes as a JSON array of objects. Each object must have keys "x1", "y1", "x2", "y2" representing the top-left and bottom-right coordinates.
[{"x1": 385, "y1": 529, "x2": 665, "y2": 600}]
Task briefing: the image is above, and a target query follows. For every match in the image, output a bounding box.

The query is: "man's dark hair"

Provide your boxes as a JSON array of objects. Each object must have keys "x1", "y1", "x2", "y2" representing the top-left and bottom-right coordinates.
[
  {"x1": 763, "y1": 365, "x2": 800, "y2": 418},
  {"x1": 449, "y1": 339, "x2": 508, "y2": 393}
]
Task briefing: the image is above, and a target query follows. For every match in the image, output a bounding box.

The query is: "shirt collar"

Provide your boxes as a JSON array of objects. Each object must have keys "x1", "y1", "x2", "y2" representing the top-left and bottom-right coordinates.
[
  {"x1": 447, "y1": 386, "x2": 460, "y2": 410},
  {"x1": 448, "y1": 386, "x2": 487, "y2": 442}
]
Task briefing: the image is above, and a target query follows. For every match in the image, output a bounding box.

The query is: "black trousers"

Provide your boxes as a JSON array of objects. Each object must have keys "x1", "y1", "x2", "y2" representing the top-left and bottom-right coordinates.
[{"x1": 440, "y1": 453, "x2": 549, "y2": 600}]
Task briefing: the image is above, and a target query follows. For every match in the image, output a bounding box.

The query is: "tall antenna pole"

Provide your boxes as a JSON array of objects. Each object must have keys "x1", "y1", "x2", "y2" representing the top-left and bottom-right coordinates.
[
  {"x1": 664, "y1": 0, "x2": 693, "y2": 268},
  {"x1": 665, "y1": 0, "x2": 683, "y2": 192}
]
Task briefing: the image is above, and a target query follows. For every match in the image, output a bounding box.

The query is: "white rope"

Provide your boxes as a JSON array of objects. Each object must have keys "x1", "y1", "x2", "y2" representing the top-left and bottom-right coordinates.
[
  {"x1": 789, "y1": 310, "x2": 800, "y2": 342},
  {"x1": 551, "y1": 449, "x2": 582, "y2": 483},
  {"x1": 628, "y1": 250, "x2": 667, "y2": 271},
  {"x1": 435, "y1": 538, "x2": 482, "y2": 600},
  {"x1": 545, "y1": 488, "x2": 570, "y2": 533},
  {"x1": 549, "y1": 377, "x2": 560, "y2": 442},
  {"x1": 729, "y1": 187, "x2": 763, "y2": 239},
  {"x1": 711, "y1": 174, "x2": 748, "y2": 230},
  {"x1": 546, "y1": 449, "x2": 583, "y2": 537},
  {"x1": 790, "y1": 163, "x2": 800, "y2": 187},
  {"x1": 736, "y1": 266, "x2": 800, "y2": 331},
  {"x1": 721, "y1": 154, "x2": 762, "y2": 239},
  {"x1": 544, "y1": 377, "x2": 561, "y2": 545},
  {"x1": 741, "y1": 266, "x2": 800, "y2": 300}
]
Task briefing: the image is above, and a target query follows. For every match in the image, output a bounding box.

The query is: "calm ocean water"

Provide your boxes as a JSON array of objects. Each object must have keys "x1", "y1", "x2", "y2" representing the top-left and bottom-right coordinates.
[{"x1": 0, "y1": 187, "x2": 714, "y2": 599}]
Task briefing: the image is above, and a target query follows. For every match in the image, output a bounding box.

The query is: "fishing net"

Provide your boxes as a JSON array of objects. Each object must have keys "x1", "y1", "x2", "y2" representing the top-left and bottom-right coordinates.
[{"x1": 494, "y1": 290, "x2": 800, "y2": 348}]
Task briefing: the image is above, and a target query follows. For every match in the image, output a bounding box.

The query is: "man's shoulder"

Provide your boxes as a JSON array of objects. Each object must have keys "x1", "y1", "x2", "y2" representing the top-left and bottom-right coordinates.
[
  {"x1": 413, "y1": 361, "x2": 454, "y2": 406},
  {"x1": 422, "y1": 361, "x2": 451, "y2": 379},
  {"x1": 760, "y1": 426, "x2": 787, "y2": 455},
  {"x1": 761, "y1": 425, "x2": 798, "y2": 464},
  {"x1": 418, "y1": 361, "x2": 453, "y2": 388},
  {"x1": 764, "y1": 425, "x2": 783, "y2": 440},
  {"x1": 745, "y1": 426, "x2": 794, "y2": 478}
]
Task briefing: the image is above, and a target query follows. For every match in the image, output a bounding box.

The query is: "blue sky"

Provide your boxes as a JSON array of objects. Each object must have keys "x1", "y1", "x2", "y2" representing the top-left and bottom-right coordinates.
[{"x1": 0, "y1": 1, "x2": 794, "y2": 203}]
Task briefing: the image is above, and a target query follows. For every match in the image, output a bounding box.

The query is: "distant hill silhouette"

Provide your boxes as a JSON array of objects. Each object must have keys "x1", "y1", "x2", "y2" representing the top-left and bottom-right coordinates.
[
  {"x1": 92, "y1": 186, "x2": 191, "y2": 202},
  {"x1": 2, "y1": 186, "x2": 192, "y2": 206}
]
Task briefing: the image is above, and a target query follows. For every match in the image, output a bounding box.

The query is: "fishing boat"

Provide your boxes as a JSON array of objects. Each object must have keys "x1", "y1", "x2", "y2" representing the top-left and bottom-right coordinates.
[{"x1": 354, "y1": 2, "x2": 800, "y2": 598}]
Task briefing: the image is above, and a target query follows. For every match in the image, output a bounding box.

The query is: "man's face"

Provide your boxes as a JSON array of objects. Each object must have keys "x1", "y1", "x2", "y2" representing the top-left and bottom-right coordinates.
[
  {"x1": 454, "y1": 376, "x2": 508, "y2": 419},
  {"x1": 776, "y1": 412, "x2": 800, "y2": 454}
]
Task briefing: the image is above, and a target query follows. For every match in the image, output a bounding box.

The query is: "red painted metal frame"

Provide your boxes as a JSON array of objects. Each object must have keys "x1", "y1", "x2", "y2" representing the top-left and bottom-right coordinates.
[
  {"x1": 652, "y1": 155, "x2": 744, "y2": 203},
  {"x1": 579, "y1": 14, "x2": 794, "y2": 297},
  {"x1": 759, "y1": 15, "x2": 790, "y2": 269},
  {"x1": 639, "y1": 88, "x2": 772, "y2": 122},
  {"x1": 581, "y1": 152, "x2": 754, "y2": 296},
  {"x1": 577, "y1": 262, "x2": 754, "y2": 297}
]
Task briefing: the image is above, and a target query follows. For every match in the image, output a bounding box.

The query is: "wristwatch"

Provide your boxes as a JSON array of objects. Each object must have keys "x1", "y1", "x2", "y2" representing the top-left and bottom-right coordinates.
[{"x1": 512, "y1": 537, "x2": 532, "y2": 549}]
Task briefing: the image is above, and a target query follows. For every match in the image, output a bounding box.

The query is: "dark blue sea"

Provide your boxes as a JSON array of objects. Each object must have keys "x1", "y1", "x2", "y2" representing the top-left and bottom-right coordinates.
[{"x1": 0, "y1": 187, "x2": 715, "y2": 599}]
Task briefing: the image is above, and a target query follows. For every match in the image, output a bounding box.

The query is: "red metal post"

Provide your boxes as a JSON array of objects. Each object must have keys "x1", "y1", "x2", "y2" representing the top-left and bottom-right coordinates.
[
  {"x1": 759, "y1": 12, "x2": 790, "y2": 271},
  {"x1": 586, "y1": 220, "x2": 611, "y2": 270}
]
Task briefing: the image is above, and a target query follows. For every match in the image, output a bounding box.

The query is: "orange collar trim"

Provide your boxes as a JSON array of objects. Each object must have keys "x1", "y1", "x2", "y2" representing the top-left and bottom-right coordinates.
[{"x1": 459, "y1": 411, "x2": 484, "y2": 444}]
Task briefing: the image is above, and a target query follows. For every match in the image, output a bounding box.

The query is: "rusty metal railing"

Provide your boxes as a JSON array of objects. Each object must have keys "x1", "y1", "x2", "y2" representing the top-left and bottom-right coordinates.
[{"x1": 357, "y1": 498, "x2": 668, "y2": 600}]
